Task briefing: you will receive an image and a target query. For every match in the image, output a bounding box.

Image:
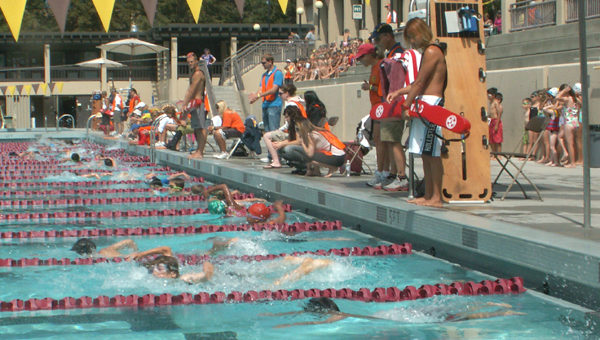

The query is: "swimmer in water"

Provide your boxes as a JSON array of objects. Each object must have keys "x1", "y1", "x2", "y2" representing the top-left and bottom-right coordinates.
[
  {"x1": 202, "y1": 184, "x2": 268, "y2": 218},
  {"x1": 96, "y1": 156, "x2": 117, "y2": 167},
  {"x1": 70, "y1": 238, "x2": 139, "y2": 258},
  {"x1": 59, "y1": 153, "x2": 82, "y2": 163},
  {"x1": 263, "y1": 298, "x2": 525, "y2": 328},
  {"x1": 124, "y1": 246, "x2": 214, "y2": 284},
  {"x1": 146, "y1": 171, "x2": 192, "y2": 195}
]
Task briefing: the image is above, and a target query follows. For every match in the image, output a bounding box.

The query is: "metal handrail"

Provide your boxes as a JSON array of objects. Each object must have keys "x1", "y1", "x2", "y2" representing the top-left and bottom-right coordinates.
[
  {"x1": 149, "y1": 114, "x2": 167, "y2": 163},
  {"x1": 509, "y1": 0, "x2": 556, "y2": 32},
  {"x1": 409, "y1": 0, "x2": 430, "y2": 25},
  {"x1": 56, "y1": 114, "x2": 75, "y2": 131},
  {"x1": 44, "y1": 116, "x2": 48, "y2": 133},
  {"x1": 219, "y1": 40, "x2": 313, "y2": 86},
  {"x1": 86, "y1": 115, "x2": 95, "y2": 141}
]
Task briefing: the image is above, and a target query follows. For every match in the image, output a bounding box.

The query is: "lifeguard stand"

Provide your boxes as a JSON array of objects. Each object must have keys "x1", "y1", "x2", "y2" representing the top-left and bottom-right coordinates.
[{"x1": 411, "y1": 0, "x2": 492, "y2": 202}]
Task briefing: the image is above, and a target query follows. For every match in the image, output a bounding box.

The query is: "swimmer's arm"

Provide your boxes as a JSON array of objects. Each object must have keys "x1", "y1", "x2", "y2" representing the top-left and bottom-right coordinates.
[
  {"x1": 268, "y1": 201, "x2": 286, "y2": 225},
  {"x1": 452, "y1": 310, "x2": 526, "y2": 321},
  {"x1": 168, "y1": 172, "x2": 191, "y2": 181},
  {"x1": 125, "y1": 246, "x2": 173, "y2": 261},
  {"x1": 235, "y1": 198, "x2": 267, "y2": 203},
  {"x1": 104, "y1": 239, "x2": 138, "y2": 253},
  {"x1": 180, "y1": 262, "x2": 215, "y2": 283},
  {"x1": 205, "y1": 184, "x2": 240, "y2": 209},
  {"x1": 274, "y1": 314, "x2": 348, "y2": 328},
  {"x1": 204, "y1": 237, "x2": 239, "y2": 255},
  {"x1": 81, "y1": 173, "x2": 101, "y2": 179}
]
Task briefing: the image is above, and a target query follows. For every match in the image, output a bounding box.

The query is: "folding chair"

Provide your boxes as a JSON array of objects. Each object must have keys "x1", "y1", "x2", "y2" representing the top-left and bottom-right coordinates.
[
  {"x1": 226, "y1": 138, "x2": 243, "y2": 159},
  {"x1": 343, "y1": 142, "x2": 373, "y2": 175},
  {"x1": 328, "y1": 117, "x2": 339, "y2": 132},
  {"x1": 491, "y1": 115, "x2": 550, "y2": 201}
]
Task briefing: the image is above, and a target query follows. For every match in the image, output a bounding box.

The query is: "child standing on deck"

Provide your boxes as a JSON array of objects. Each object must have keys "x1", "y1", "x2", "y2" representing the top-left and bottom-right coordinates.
[{"x1": 488, "y1": 88, "x2": 503, "y2": 155}]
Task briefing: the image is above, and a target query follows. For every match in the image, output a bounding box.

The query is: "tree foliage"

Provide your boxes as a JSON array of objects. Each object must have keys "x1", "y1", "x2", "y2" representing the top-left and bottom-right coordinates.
[{"x1": 0, "y1": 0, "x2": 297, "y2": 33}]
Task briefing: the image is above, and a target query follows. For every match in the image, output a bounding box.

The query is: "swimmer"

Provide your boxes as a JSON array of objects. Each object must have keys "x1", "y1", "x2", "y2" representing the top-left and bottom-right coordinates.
[
  {"x1": 97, "y1": 156, "x2": 117, "y2": 167},
  {"x1": 124, "y1": 246, "x2": 214, "y2": 284},
  {"x1": 273, "y1": 256, "x2": 334, "y2": 286},
  {"x1": 263, "y1": 298, "x2": 525, "y2": 328},
  {"x1": 145, "y1": 171, "x2": 191, "y2": 194},
  {"x1": 203, "y1": 184, "x2": 268, "y2": 218},
  {"x1": 59, "y1": 153, "x2": 82, "y2": 163},
  {"x1": 194, "y1": 183, "x2": 266, "y2": 204},
  {"x1": 70, "y1": 238, "x2": 138, "y2": 259},
  {"x1": 205, "y1": 199, "x2": 286, "y2": 225},
  {"x1": 9, "y1": 151, "x2": 40, "y2": 159}
]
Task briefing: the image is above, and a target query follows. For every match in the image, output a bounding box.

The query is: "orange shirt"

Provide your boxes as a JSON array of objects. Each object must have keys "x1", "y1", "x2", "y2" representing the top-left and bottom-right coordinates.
[{"x1": 222, "y1": 109, "x2": 245, "y2": 133}]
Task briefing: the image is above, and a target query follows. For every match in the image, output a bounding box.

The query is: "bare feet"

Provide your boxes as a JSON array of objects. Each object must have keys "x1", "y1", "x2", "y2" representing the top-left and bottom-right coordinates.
[
  {"x1": 416, "y1": 199, "x2": 443, "y2": 208},
  {"x1": 203, "y1": 261, "x2": 215, "y2": 281},
  {"x1": 564, "y1": 163, "x2": 576, "y2": 168},
  {"x1": 324, "y1": 166, "x2": 337, "y2": 178},
  {"x1": 408, "y1": 197, "x2": 426, "y2": 204},
  {"x1": 535, "y1": 158, "x2": 549, "y2": 164},
  {"x1": 560, "y1": 155, "x2": 569, "y2": 163},
  {"x1": 188, "y1": 152, "x2": 203, "y2": 159}
]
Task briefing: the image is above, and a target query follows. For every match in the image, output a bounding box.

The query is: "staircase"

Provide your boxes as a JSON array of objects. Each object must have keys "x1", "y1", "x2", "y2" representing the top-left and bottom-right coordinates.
[{"x1": 212, "y1": 86, "x2": 244, "y2": 116}]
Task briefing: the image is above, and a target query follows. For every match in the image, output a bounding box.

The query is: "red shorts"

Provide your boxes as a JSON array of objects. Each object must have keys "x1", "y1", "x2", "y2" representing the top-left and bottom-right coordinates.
[{"x1": 489, "y1": 118, "x2": 503, "y2": 144}]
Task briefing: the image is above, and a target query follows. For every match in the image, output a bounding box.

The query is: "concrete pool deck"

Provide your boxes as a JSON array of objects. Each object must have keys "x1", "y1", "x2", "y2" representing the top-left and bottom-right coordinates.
[{"x1": 3, "y1": 130, "x2": 598, "y2": 311}]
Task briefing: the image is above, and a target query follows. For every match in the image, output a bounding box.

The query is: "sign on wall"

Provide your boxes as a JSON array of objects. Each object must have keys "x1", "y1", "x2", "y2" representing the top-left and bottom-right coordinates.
[{"x1": 353, "y1": 4, "x2": 363, "y2": 20}]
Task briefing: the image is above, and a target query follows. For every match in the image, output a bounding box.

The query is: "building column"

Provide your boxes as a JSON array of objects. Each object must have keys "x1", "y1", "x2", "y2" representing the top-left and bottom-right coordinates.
[
  {"x1": 101, "y1": 49, "x2": 107, "y2": 92},
  {"x1": 503, "y1": 0, "x2": 517, "y2": 33},
  {"x1": 44, "y1": 44, "x2": 50, "y2": 85},
  {"x1": 170, "y1": 37, "x2": 178, "y2": 103}
]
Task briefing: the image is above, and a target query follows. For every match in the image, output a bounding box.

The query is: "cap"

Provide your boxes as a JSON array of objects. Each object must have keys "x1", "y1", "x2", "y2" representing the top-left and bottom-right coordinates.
[
  {"x1": 141, "y1": 113, "x2": 152, "y2": 120},
  {"x1": 385, "y1": 3, "x2": 391, "y2": 7},
  {"x1": 208, "y1": 200, "x2": 227, "y2": 215},
  {"x1": 130, "y1": 124, "x2": 140, "y2": 131},
  {"x1": 133, "y1": 109, "x2": 142, "y2": 116},
  {"x1": 70, "y1": 238, "x2": 96, "y2": 255},
  {"x1": 135, "y1": 102, "x2": 146, "y2": 109},
  {"x1": 547, "y1": 87, "x2": 559, "y2": 97},
  {"x1": 355, "y1": 44, "x2": 376, "y2": 60},
  {"x1": 247, "y1": 203, "x2": 271, "y2": 221},
  {"x1": 286, "y1": 59, "x2": 291, "y2": 62},
  {"x1": 370, "y1": 23, "x2": 393, "y2": 40},
  {"x1": 573, "y1": 83, "x2": 582, "y2": 94}
]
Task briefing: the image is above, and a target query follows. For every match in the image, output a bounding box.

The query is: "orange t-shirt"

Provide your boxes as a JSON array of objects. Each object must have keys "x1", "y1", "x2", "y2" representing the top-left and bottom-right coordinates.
[
  {"x1": 222, "y1": 109, "x2": 245, "y2": 133},
  {"x1": 369, "y1": 59, "x2": 384, "y2": 106}
]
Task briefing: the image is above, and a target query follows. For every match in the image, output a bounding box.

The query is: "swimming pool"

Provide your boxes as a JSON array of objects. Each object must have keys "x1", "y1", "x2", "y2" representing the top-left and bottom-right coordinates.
[{"x1": 0, "y1": 140, "x2": 594, "y2": 339}]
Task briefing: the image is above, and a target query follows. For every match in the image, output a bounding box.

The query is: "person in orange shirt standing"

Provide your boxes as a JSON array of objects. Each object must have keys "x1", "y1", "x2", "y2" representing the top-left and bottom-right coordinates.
[
  {"x1": 284, "y1": 59, "x2": 295, "y2": 85},
  {"x1": 385, "y1": 3, "x2": 397, "y2": 24},
  {"x1": 208, "y1": 100, "x2": 245, "y2": 159}
]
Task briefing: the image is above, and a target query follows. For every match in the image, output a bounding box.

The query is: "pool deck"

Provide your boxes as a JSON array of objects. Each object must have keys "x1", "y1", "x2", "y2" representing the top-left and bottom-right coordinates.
[{"x1": 10, "y1": 130, "x2": 599, "y2": 311}]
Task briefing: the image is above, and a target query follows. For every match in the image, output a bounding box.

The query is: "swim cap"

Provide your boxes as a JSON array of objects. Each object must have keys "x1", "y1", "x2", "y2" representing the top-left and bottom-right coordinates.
[
  {"x1": 247, "y1": 203, "x2": 271, "y2": 221},
  {"x1": 208, "y1": 200, "x2": 226, "y2": 215}
]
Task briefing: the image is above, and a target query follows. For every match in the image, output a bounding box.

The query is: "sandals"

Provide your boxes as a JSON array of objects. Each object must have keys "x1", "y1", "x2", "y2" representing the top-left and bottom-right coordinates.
[{"x1": 263, "y1": 164, "x2": 282, "y2": 169}]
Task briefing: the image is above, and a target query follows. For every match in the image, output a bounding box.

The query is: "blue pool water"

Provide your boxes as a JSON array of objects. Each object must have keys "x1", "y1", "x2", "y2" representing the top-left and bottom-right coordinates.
[{"x1": 0, "y1": 140, "x2": 595, "y2": 340}]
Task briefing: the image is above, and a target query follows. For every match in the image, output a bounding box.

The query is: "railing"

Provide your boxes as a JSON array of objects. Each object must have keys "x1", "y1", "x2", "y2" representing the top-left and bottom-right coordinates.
[
  {"x1": 56, "y1": 114, "x2": 74, "y2": 131},
  {"x1": 566, "y1": 0, "x2": 600, "y2": 22},
  {"x1": 0, "y1": 66, "x2": 157, "y2": 82},
  {"x1": 510, "y1": 0, "x2": 556, "y2": 31},
  {"x1": 218, "y1": 40, "x2": 313, "y2": 86},
  {"x1": 177, "y1": 62, "x2": 222, "y2": 79}
]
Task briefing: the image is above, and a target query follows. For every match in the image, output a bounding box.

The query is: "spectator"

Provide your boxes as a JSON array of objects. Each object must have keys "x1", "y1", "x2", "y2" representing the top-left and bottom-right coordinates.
[
  {"x1": 248, "y1": 53, "x2": 284, "y2": 133},
  {"x1": 304, "y1": 91, "x2": 328, "y2": 129},
  {"x1": 488, "y1": 88, "x2": 503, "y2": 154},
  {"x1": 385, "y1": 3, "x2": 397, "y2": 24},
  {"x1": 292, "y1": 31, "x2": 300, "y2": 40},
  {"x1": 284, "y1": 59, "x2": 295, "y2": 85},
  {"x1": 521, "y1": 97, "x2": 533, "y2": 154},
  {"x1": 182, "y1": 52, "x2": 208, "y2": 159},
  {"x1": 342, "y1": 29, "x2": 351, "y2": 47},
  {"x1": 540, "y1": 90, "x2": 561, "y2": 166},
  {"x1": 305, "y1": 26, "x2": 317, "y2": 44},
  {"x1": 155, "y1": 105, "x2": 177, "y2": 148},
  {"x1": 556, "y1": 84, "x2": 579, "y2": 168},
  {"x1": 166, "y1": 108, "x2": 194, "y2": 151},
  {"x1": 263, "y1": 84, "x2": 305, "y2": 169},
  {"x1": 201, "y1": 49, "x2": 217, "y2": 76},
  {"x1": 573, "y1": 83, "x2": 583, "y2": 165},
  {"x1": 109, "y1": 87, "x2": 124, "y2": 138},
  {"x1": 126, "y1": 88, "x2": 140, "y2": 122},
  {"x1": 494, "y1": 11, "x2": 502, "y2": 34},
  {"x1": 295, "y1": 117, "x2": 346, "y2": 178},
  {"x1": 279, "y1": 106, "x2": 310, "y2": 174},
  {"x1": 208, "y1": 100, "x2": 245, "y2": 159}
]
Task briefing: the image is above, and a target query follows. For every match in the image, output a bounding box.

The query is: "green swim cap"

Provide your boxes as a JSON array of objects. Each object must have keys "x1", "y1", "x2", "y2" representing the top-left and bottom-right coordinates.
[{"x1": 208, "y1": 200, "x2": 226, "y2": 215}]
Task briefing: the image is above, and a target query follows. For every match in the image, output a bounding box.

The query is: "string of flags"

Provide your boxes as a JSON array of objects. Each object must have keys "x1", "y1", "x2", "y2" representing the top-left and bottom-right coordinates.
[
  {"x1": 0, "y1": 83, "x2": 64, "y2": 96},
  {"x1": 0, "y1": 0, "x2": 311, "y2": 42}
]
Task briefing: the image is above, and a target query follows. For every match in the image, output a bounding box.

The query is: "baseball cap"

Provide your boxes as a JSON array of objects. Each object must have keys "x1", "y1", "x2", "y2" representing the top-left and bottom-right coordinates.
[
  {"x1": 141, "y1": 113, "x2": 152, "y2": 120},
  {"x1": 547, "y1": 87, "x2": 559, "y2": 97},
  {"x1": 247, "y1": 203, "x2": 271, "y2": 221},
  {"x1": 133, "y1": 109, "x2": 142, "y2": 116},
  {"x1": 355, "y1": 44, "x2": 376, "y2": 60},
  {"x1": 130, "y1": 124, "x2": 140, "y2": 131},
  {"x1": 385, "y1": 3, "x2": 391, "y2": 7},
  {"x1": 370, "y1": 23, "x2": 393, "y2": 40},
  {"x1": 286, "y1": 59, "x2": 291, "y2": 62}
]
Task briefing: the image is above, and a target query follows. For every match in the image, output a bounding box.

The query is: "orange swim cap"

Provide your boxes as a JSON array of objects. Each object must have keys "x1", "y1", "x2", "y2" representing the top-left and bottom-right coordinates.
[{"x1": 247, "y1": 203, "x2": 271, "y2": 221}]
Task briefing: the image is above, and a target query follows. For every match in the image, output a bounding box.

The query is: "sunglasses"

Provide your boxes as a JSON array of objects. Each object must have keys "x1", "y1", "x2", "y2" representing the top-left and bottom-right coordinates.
[
  {"x1": 522, "y1": 102, "x2": 530, "y2": 105},
  {"x1": 260, "y1": 61, "x2": 267, "y2": 64}
]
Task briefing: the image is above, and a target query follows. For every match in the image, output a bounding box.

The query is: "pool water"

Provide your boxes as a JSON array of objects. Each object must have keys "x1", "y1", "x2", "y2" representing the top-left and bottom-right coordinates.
[{"x1": 0, "y1": 140, "x2": 594, "y2": 340}]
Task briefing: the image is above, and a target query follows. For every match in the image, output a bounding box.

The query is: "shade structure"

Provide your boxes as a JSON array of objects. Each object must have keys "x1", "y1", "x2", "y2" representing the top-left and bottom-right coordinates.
[
  {"x1": 75, "y1": 57, "x2": 125, "y2": 68},
  {"x1": 97, "y1": 38, "x2": 168, "y2": 87},
  {"x1": 76, "y1": 57, "x2": 125, "y2": 91}
]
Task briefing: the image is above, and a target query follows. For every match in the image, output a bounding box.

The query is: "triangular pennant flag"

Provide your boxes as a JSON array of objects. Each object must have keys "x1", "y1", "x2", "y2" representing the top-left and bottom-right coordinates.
[
  {"x1": 234, "y1": 0, "x2": 244, "y2": 18},
  {"x1": 15, "y1": 85, "x2": 23, "y2": 95},
  {"x1": 56, "y1": 82, "x2": 64, "y2": 94},
  {"x1": 140, "y1": 0, "x2": 158, "y2": 27},
  {"x1": 6, "y1": 86, "x2": 15, "y2": 96},
  {"x1": 49, "y1": 83, "x2": 56, "y2": 94},
  {"x1": 0, "y1": 0, "x2": 27, "y2": 42},
  {"x1": 277, "y1": 0, "x2": 288, "y2": 14},
  {"x1": 40, "y1": 83, "x2": 48, "y2": 95},
  {"x1": 32, "y1": 84, "x2": 40, "y2": 94},
  {"x1": 92, "y1": 0, "x2": 116, "y2": 32},
  {"x1": 0, "y1": 86, "x2": 6, "y2": 96},
  {"x1": 366, "y1": 0, "x2": 370, "y2": 5},
  {"x1": 47, "y1": 0, "x2": 71, "y2": 34},
  {"x1": 186, "y1": 0, "x2": 203, "y2": 23},
  {"x1": 23, "y1": 85, "x2": 31, "y2": 95}
]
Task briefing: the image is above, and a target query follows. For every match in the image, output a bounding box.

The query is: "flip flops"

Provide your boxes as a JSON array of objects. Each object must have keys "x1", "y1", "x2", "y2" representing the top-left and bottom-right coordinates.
[{"x1": 263, "y1": 164, "x2": 282, "y2": 169}]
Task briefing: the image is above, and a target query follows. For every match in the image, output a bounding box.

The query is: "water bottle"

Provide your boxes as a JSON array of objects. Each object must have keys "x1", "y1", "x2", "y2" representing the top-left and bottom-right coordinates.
[{"x1": 345, "y1": 160, "x2": 351, "y2": 177}]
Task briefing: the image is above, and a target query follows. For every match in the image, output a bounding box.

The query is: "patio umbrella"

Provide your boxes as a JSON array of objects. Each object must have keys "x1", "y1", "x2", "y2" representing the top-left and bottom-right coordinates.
[
  {"x1": 76, "y1": 57, "x2": 125, "y2": 91},
  {"x1": 97, "y1": 38, "x2": 168, "y2": 87}
]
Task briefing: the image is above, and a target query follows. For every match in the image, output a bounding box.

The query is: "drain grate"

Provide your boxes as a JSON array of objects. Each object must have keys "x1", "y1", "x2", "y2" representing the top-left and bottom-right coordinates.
[
  {"x1": 275, "y1": 181, "x2": 282, "y2": 193},
  {"x1": 462, "y1": 228, "x2": 478, "y2": 249},
  {"x1": 318, "y1": 192, "x2": 326, "y2": 205},
  {"x1": 376, "y1": 206, "x2": 387, "y2": 223},
  {"x1": 217, "y1": 167, "x2": 222, "y2": 176}
]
